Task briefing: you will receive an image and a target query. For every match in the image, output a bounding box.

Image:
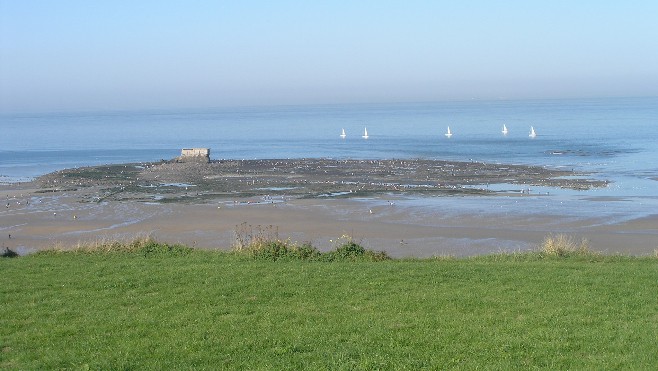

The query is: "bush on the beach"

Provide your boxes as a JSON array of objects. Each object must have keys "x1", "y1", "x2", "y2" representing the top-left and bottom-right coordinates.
[
  {"x1": 233, "y1": 223, "x2": 280, "y2": 251},
  {"x1": 247, "y1": 240, "x2": 287, "y2": 260},
  {"x1": 232, "y1": 223, "x2": 390, "y2": 261},
  {"x1": 335, "y1": 241, "x2": 366, "y2": 257},
  {"x1": 320, "y1": 240, "x2": 390, "y2": 262},
  {"x1": 246, "y1": 240, "x2": 321, "y2": 261},
  {"x1": 1, "y1": 247, "x2": 19, "y2": 258},
  {"x1": 136, "y1": 240, "x2": 192, "y2": 256},
  {"x1": 239, "y1": 238, "x2": 389, "y2": 262},
  {"x1": 29, "y1": 232, "x2": 637, "y2": 263},
  {"x1": 232, "y1": 223, "x2": 320, "y2": 261},
  {"x1": 290, "y1": 242, "x2": 322, "y2": 260}
]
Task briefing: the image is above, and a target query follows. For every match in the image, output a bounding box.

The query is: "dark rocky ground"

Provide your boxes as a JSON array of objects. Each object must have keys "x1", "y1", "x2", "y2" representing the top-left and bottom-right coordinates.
[{"x1": 35, "y1": 158, "x2": 608, "y2": 203}]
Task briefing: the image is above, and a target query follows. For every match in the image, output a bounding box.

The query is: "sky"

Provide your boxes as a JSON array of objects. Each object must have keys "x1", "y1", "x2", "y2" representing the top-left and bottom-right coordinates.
[{"x1": 1, "y1": 1, "x2": 657, "y2": 113}]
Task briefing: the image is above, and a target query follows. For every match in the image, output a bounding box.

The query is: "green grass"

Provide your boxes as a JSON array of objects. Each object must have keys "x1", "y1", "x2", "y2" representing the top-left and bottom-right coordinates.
[{"x1": 2, "y1": 245, "x2": 657, "y2": 369}]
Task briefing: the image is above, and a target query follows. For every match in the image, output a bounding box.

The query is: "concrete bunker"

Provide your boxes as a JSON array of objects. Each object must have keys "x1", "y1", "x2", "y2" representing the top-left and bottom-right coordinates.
[{"x1": 178, "y1": 148, "x2": 210, "y2": 163}]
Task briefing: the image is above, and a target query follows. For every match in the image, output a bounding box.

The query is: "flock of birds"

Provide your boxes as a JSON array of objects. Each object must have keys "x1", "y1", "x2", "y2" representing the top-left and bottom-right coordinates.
[{"x1": 341, "y1": 125, "x2": 538, "y2": 139}]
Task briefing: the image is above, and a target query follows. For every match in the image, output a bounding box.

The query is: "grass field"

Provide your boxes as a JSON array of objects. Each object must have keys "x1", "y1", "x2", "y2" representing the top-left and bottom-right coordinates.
[{"x1": 2, "y1": 244, "x2": 657, "y2": 369}]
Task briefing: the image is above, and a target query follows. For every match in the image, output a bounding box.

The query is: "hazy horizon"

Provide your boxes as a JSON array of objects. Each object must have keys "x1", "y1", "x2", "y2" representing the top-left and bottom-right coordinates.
[{"x1": 2, "y1": 1, "x2": 657, "y2": 114}]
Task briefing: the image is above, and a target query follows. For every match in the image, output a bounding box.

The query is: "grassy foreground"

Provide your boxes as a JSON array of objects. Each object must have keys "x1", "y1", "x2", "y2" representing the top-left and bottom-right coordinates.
[{"x1": 2, "y1": 242, "x2": 657, "y2": 369}]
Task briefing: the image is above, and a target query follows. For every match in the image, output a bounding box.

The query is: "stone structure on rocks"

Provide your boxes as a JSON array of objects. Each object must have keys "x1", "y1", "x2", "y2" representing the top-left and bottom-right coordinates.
[{"x1": 178, "y1": 148, "x2": 210, "y2": 163}]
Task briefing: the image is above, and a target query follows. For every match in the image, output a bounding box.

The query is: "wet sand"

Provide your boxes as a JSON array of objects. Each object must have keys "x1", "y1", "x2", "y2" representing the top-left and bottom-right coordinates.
[
  {"x1": 2, "y1": 179, "x2": 657, "y2": 257},
  {"x1": 0, "y1": 160, "x2": 658, "y2": 257}
]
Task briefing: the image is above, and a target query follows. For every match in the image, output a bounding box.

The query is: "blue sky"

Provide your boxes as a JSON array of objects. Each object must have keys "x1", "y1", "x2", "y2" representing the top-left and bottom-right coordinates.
[{"x1": 1, "y1": 1, "x2": 657, "y2": 112}]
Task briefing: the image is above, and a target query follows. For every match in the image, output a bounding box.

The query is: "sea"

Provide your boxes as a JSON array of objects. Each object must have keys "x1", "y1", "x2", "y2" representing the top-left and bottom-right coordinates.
[{"x1": 2, "y1": 97, "x2": 658, "y2": 225}]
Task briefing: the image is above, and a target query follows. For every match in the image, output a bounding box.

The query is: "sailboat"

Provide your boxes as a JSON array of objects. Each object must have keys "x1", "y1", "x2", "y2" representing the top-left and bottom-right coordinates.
[
  {"x1": 340, "y1": 128, "x2": 346, "y2": 138},
  {"x1": 445, "y1": 126, "x2": 453, "y2": 138},
  {"x1": 529, "y1": 126, "x2": 537, "y2": 138},
  {"x1": 502, "y1": 124, "x2": 508, "y2": 135},
  {"x1": 362, "y1": 127, "x2": 369, "y2": 139}
]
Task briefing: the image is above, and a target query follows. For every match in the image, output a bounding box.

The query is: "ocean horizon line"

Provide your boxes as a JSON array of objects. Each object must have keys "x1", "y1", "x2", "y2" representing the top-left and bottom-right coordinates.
[{"x1": 2, "y1": 95, "x2": 656, "y2": 117}]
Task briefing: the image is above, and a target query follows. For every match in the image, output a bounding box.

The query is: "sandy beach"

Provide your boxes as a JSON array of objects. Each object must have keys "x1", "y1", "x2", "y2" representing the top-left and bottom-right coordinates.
[{"x1": 2, "y1": 159, "x2": 656, "y2": 257}]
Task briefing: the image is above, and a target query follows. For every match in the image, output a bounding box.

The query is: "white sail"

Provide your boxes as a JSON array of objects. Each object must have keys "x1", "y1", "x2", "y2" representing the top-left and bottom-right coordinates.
[
  {"x1": 529, "y1": 126, "x2": 537, "y2": 138},
  {"x1": 502, "y1": 124, "x2": 508, "y2": 135},
  {"x1": 340, "y1": 128, "x2": 346, "y2": 138},
  {"x1": 445, "y1": 126, "x2": 452, "y2": 138},
  {"x1": 362, "y1": 127, "x2": 369, "y2": 139}
]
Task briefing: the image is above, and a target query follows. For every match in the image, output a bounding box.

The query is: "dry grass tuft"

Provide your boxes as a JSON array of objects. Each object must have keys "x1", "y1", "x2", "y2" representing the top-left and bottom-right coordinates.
[
  {"x1": 233, "y1": 223, "x2": 280, "y2": 251},
  {"x1": 65, "y1": 234, "x2": 155, "y2": 253},
  {"x1": 540, "y1": 234, "x2": 591, "y2": 256},
  {"x1": 39, "y1": 234, "x2": 192, "y2": 256}
]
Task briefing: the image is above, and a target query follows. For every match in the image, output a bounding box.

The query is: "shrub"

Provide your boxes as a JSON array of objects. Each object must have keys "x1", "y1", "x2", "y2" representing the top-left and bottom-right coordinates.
[
  {"x1": 540, "y1": 234, "x2": 591, "y2": 257},
  {"x1": 335, "y1": 241, "x2": 366, "y2": 258},
  {"x1": 135, "y1": 240, "x2": 192, "y2": 257},
  {"x1": 288, "y1": 242, "x2": 321, "y2": 260},
  {"x1": 233, "y1": 223, "x2": 279, "y2": 251},
  {"x1": 249, "y1": 240, "x2": 289, "y2": 261},
  {"x1": 363, "y1": 249, "x2": 392, "y2": 262},
  {"x1": 322, "y1": 239, "x2": 390, "y2": 262},
  {"x1": 242, "y1": 241, "x2": 322, "y2": 261},
  {"x1": 37, "y1": 236, "x2": 192, "y2": 257},
  {"x1": 232, "y1": 226, "x2": 389, "y2": 262},
  {"x1": 1, "y1": 247, "x2": 19, "y2": 258}
]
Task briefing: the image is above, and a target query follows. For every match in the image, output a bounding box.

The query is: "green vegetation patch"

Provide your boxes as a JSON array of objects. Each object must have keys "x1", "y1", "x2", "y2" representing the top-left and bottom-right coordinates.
[{"x1": 2, "y1": 245, "x2": 657, "y2": 369}]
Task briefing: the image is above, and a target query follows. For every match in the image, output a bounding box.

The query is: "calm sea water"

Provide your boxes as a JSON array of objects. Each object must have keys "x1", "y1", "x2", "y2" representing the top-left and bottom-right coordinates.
[{"x1": 1, "y1": 97, "x2": 657, "y2": 222}]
